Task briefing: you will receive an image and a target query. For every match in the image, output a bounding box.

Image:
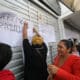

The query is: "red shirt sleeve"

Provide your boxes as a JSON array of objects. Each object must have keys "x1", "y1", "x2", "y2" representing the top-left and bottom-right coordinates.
[{"x1": 55, "y1": 58, "x2": 80, "y2": 80}]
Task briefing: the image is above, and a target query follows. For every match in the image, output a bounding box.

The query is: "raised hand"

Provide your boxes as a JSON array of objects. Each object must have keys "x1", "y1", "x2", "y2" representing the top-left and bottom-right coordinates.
[{"x1": 22, "y1": 22, "x2": 28, "y2": 39}]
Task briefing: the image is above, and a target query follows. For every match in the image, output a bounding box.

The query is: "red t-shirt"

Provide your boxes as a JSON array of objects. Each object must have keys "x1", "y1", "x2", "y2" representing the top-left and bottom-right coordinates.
[
  {"x1": 0, "y1": 70, "x2": 15, "y2": 80},
  {"x1": 53, "y1": 55, "x2": 80, "y2": 80}
]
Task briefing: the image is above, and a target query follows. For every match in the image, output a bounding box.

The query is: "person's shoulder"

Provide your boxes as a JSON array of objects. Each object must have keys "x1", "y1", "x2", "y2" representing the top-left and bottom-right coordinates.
[
  {"x1": 42, "y1": 42, "x2": 46, "y2": 46},
  {"x1": 23, "y1": 39, "x2": 29, "y2": 42},
  {"x1": 69, "y1": 55, "x2": 80, "y2": 69},
  {"x1": 70, "y1": 55, "x2": 80, "y2": 59},
  {"x1": 1, "y1": 69, "x2": 13, "y2": 74},
  {"x1": 0, "y1": 70, "x2": 15, "y2": 80},
  {"x1": 70, "y1": 55, "x2": 80, "y2": 64}
]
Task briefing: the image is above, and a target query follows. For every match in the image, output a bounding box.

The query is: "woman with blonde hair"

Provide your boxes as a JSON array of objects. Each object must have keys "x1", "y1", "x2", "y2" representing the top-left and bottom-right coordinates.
[{"x1": 23, "y1": 22, "x2": 48, "y2": 80}]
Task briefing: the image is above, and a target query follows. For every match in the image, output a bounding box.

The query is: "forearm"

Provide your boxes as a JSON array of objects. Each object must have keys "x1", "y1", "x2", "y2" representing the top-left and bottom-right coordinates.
[
  {"x1": 47, "y1": 74, "x2": 53, "y2": 80},
  {"x1": 55, "y1": 68, "x2": 80, "y2": 80},
  {"x1": 23, "y1": 32, "x2": 28, "y2": 39},
  {"x1": 22, "y1": 22, "x2": 28, "y2": 39}
]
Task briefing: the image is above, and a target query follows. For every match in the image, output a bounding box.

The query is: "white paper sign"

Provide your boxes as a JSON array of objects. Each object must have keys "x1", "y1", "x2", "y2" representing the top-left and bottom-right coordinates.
[
  {"x1": 38, "y1": 24, "x2": 56, "y2": 42},
  {"x1": 0, "y1": 12, "x2": 34, "y2": 47}
]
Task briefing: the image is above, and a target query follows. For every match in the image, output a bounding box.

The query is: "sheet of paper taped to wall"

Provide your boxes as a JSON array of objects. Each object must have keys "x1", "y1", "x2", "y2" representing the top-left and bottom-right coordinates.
[
  {"x1": 0, "y1": 12, "x2": 34, "y2": 47},
  {"x1": 38, "y1": 24, "x2": 56, "y2": 42}
]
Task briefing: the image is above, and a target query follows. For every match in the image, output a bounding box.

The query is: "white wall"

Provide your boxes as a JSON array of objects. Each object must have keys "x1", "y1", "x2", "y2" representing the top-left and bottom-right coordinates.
[
  {"x1": 0, "y1": 0, "x2": 60, "y2": 80},
  {"x1": 64, "y1": 23, "x2": 80, "y2": 40}
]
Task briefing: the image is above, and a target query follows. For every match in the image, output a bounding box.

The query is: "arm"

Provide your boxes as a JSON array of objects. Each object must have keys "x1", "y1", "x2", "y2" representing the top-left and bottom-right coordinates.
[
  {"x1": 22, "y1": 22, "x2": 28, "y2": 39},
  {"x1": 22, "y1": 22, "x2": 33, "y2": 66},
  {"x1": 43, "y1": 43, "x2": 48, "y2": 53},
  {"x1": 56, "y1": 58, "x2": 80, "y2": 80},
  {"x1": 22, "y1": 23, "x2": 42, "y2": 68},
  {"x1": 48, "y1": 58, "x2": 80, "y2": 80},
  {"x1": 42, "y1": 43, "x2": 48, "y2": 60},
  {"x1": 56, "y1": 67, "x2": 80, "y2": 80},
  {"x1": 47, "y1": 74, "x2": 53, "y2": 80},
  {"x1": 22, "y1": 22, "x2": 32, "y2": 55},
  {"x1": 33, "y1": 28, "x2": 41, "y2": 37},
  {"x1": 23, "y1": 39, "x2": 32, "y2": 57}
]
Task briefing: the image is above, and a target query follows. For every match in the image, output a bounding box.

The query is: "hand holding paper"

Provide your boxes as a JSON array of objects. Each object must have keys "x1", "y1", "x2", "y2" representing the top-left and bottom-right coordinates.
[{"x1": 33, "y1": 28, "x2": 40, "y2": 36}]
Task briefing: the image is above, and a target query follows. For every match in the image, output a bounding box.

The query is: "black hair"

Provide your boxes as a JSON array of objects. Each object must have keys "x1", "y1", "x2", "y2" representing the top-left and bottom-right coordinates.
[
  {"x1": 60, "y1": 39, "x2": 73, "y2": 53},
  {"x1": 68, "y1": 38, "x2": 77, "y2": 45},
  {"x1": 76, "y1": 43, "x2": 80, "y2": 55},
  {"x1": 0, "y1": 43, "x2": 12, "y2": 70}
]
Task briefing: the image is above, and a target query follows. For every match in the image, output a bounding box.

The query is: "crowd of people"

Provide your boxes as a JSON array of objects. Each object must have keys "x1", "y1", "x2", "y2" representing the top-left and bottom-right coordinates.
[{"x1": 0, "y1": 22, "x2": 80, "y2": 80}]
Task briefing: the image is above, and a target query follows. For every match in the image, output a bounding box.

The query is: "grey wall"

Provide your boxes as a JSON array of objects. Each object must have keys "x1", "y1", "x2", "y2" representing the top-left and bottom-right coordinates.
[
  {"x1": 0, "y1": 0, "x2": 60, "y2": 80},
  {"x1": 64, "y1": 23, "x2": 80, "y2": 40}
]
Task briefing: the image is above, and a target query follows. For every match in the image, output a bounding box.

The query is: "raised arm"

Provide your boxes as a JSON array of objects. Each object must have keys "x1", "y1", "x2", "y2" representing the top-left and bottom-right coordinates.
[
  {"x1": 22, "y1": 22, "x2": 33, "y2": 57},
  {"x1": 22, "y1": 22, "x2": 28, "y2": 39},
  {"x1": 22, "y1": 23, "x2": 45, "y2": 68},
  {"x1": 33, "y1": 28, "x2": 41, "y2": 37}
]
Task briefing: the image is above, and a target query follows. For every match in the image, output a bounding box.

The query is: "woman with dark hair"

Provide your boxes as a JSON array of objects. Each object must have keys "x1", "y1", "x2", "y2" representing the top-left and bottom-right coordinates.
[
  {"x1": 76, "y1": 43, "x2": 80, "y2": 56},
  {"x1": 23, "y1": 22, "x2": 48, "y2": 80},
  {"x1": 48, "y1": 39, "x2": 80, "y2": 80},
  {"x1": 0, "y1": 43, "x2": 15, "y2": 80},
  {"x1": 68, "y1": 38, "x2": 80, "y2": 56}
]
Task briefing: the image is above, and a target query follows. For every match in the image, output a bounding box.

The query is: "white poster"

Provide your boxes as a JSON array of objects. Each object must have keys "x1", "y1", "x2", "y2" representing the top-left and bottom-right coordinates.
[
  {"x1": 38, "y1": 24, "x2": 56, "y2": 42},
  {"x1": 0, "y1": 12, "x2": 34, "y2": 47}
]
